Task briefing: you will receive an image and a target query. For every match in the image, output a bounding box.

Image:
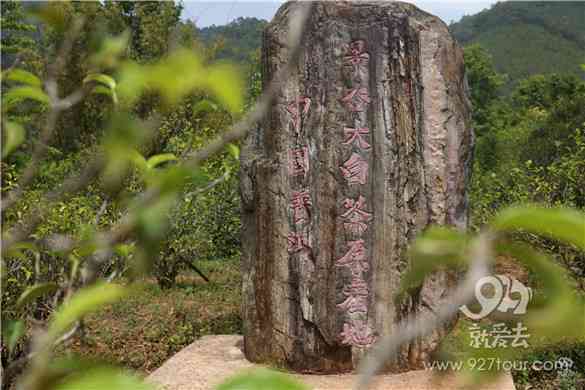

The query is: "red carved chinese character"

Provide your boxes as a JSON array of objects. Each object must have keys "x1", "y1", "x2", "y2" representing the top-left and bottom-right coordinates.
[
  {"x1": 340, "y1": 152, "x2": 368, "y2": 185},
  {"x1": 339, "y1": 320, "x2": 376, "y2": 347},
  {"x1": 343, "y1": 127, "x2": 371, "y2": 150},
  {"x1": 337, "y1": 276, "x2": 369, "y2": 314},
  {"x1": 288, "y1": 147, "x2": 309, "y2": 177},
  {"x1": 287, "y1": 231, "x2": 310, "y2": 254},
  {"x1": 341, "y1": 88, "x2": 371, "y2": 112},
  {"x1": 341, "y1": 195, "x2": 372, "y2": 236},
  {"x1": 336, "y1": 239, "x2": 369, "y2": 276},
  {"x1": 285, "y1": 97, "x2": 311, "y2": 136},
  {"x1": 344, "y1": 40, "x2": 370, "y2": 71},
  {"x1": 291, "y1": 190, "x2": 311, "y2": 225}
]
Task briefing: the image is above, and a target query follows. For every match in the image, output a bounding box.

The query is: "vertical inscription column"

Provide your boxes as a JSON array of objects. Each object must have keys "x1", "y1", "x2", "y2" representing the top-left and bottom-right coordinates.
[
  {"x1": 337, "y1": 40, "x2": 376, "y2": 351},
  {"x1": 286, "y1": 98, "x2": 312, "y2": 252},
  {"x1": 285, "y1": 97, "x2": 315, "y2": 327}
]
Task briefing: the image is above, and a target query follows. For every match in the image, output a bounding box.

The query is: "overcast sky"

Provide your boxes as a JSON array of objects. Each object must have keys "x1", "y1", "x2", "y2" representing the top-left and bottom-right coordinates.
[{"x1": 182, "y1": 0, "x2": 498, "y2": 28}]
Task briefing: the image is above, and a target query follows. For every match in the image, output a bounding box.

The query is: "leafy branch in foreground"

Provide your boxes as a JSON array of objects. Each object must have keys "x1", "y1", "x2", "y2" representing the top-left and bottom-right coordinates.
[
  {"x1": 1, "y1": 2, "x2": 312, "y2": 389},
  {"x1": 355, "y1": 205, "x2": 585, "y2": 389}
]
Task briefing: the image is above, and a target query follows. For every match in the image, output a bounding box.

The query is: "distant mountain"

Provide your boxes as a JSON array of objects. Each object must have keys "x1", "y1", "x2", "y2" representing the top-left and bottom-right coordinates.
[
  {"x1": 197, "y1": 17, "x2": 267, "y2": 64},
  {"x1": 195, "y1": 5, "x2": 585, "y2": 88},
  {"x1": 450, "y1": 2, "x2": 585, "y2": 87}
]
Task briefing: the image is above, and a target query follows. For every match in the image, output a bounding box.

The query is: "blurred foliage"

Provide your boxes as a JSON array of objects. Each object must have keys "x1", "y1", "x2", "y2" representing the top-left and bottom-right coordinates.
[
  {"x1": 403, "y1": 206, "x2": 585, "y2": 387},
  {"x1": 217, "y1": 368, "x2": 308, "y2": 390},
  {"x1": 1, "y1": 2, "x2": 249, "y2": 388}
]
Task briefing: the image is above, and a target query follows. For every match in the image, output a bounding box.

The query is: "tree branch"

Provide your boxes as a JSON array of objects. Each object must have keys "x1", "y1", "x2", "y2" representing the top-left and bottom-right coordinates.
[{"x1": 179, "y1": 258, "x2": 210, "y2": 283}]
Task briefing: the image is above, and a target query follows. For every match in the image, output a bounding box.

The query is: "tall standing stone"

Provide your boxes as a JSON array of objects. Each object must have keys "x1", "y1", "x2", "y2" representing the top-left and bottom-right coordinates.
[{"x1": 240, "y1": 1, "x2": 473, "y2": 373}]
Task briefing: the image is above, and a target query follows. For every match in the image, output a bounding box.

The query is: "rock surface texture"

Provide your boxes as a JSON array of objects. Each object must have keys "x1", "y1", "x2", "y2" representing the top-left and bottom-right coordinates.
[
  {"x1": 240, "y1": 1, "x2": 473, "y2": 373},
  {"x1": 147, "y1": 336, "x2": 516, "y2": 390}
]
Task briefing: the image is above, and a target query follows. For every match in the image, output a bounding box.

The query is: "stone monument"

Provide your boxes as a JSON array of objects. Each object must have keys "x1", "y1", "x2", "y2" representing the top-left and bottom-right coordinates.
[{"x1": 240, "y1": 0, "x2": 473, "y2": 373}]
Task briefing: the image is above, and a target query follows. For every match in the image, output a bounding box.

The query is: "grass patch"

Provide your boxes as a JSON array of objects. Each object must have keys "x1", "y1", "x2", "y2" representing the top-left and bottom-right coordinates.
[
  {"x1": 56, "y1": 258, "x2": 241, "y2": 374},
  {"x1": 56, "y1": 256, "x2": 583, "y2": 390}
]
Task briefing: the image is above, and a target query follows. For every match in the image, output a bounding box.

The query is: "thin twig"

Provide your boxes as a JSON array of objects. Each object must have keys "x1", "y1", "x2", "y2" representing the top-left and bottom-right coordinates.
[
  {"x1": 94, "y1": 199, "x2": 109, "y2": 226},
  {"x1": 185, "y1": 170, "x2": 230, "y2": 197},
  {"x1": 180, "y1": 258, "x2": 210, "y2": 283}
]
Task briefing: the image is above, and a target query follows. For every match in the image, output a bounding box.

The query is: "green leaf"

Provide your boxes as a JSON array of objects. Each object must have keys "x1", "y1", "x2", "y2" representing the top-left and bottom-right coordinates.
[
  {"x1": 90, "y1": 85, "x2": 119, "y2": 104},
  {"x1": 149, "y1": 50, "x2": 205, "y2": 106},
  {"x1": 400, "y1": 226, "x2": 468, "y2": 291},
  {"x1": 217, "y1": 369, "x2": 308, "y2": 390},
  {"x1": 205, "y1": 63, "x2": 244, "y2": 113},
  {"x1": 136, "y1": 194, "x2": 176, "y2": 239},
  {"x1": 103, "y1": 113, "x2": 146, "y2": 154},
  {"x1": 4, "y1": 68, "x2": 42, "y2": 87},
  {"x1": 114, "y1": 244, "x2": 134, "y2": 258},
  {"x1": 2, "y1": 121, "x2": 26, "y2": 158},
  {"x1": 69, "y1": 255, "x2": 80, "y2": 281},
  {"x1": 146, "y1": 165, "x2": 196, "y2": 194},
  {"x1": 17, "y1": 282, "x2": 60, "y2": 308},
  {"x1": 496, "y1": 242, "x2": 582, "y2": 340},
  {"x1": 116, "y1": 49, "x2": 243, "y2": 112},
  {"x1": 85, "y1": 73, "x2": 118, "y2": 104},
  {"x1": 129, "y1": 149, "x2": 148, "y2": 173},
  {"x1": 492, "y1": 206, "x2": 585, "y2": 250},
  {"x1": 2, "y1": 320, "x2": 24, "y2": 353},
  {"x1": 30, "y1": 4, "x2": 69, "y2": 33},
  {"x1": 89, "y1": 31, "x2": 130, "y2": 69},
  {"x1": 116, "y1": 62, "x2": 148, "y2": 107},
  {"x1": 146, "y1": 153, "x2": 177, "y2": 170},
  {"x1": 54, "y1": 366, "x2": 153, "y2": 390},
  {"x1": 191, "y1": 99, "x2": 218, "y2": 116},
  {"x1": 226, "y1": 143, "x2": 240, "y2": 160},
  {"x1": 117, "y1": 49, "x2": 205, "y2": 107},
  {"x1": 3, "y1": 86, "x2": 49, "y2": 109},
  {"x1": 84, "y1": 73, "x2": 117, "y2": 90},
  {"x1": 48, "y1": 283, "x2": 127, "y2": 340},
  {"x1": 6, "y1": 242, "x2": 39, "y2": 253}
]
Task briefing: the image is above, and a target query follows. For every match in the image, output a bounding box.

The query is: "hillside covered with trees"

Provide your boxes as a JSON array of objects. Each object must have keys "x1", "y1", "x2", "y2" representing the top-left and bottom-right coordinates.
[
  {"x1": 196, "y1": 2, "x2": 585, "y2": 90},
  {"x1": 450, "y1": 1, "x2": 585, "y2": 89},
  {"x1": 197, "y1": 17, "x2": 266, "y2": 64}
]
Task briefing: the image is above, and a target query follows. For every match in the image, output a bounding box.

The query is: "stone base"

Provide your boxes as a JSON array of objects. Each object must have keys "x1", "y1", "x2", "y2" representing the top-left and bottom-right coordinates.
[{"x1": 147, "y1": 335, "x2": 516, "y2": 390}]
